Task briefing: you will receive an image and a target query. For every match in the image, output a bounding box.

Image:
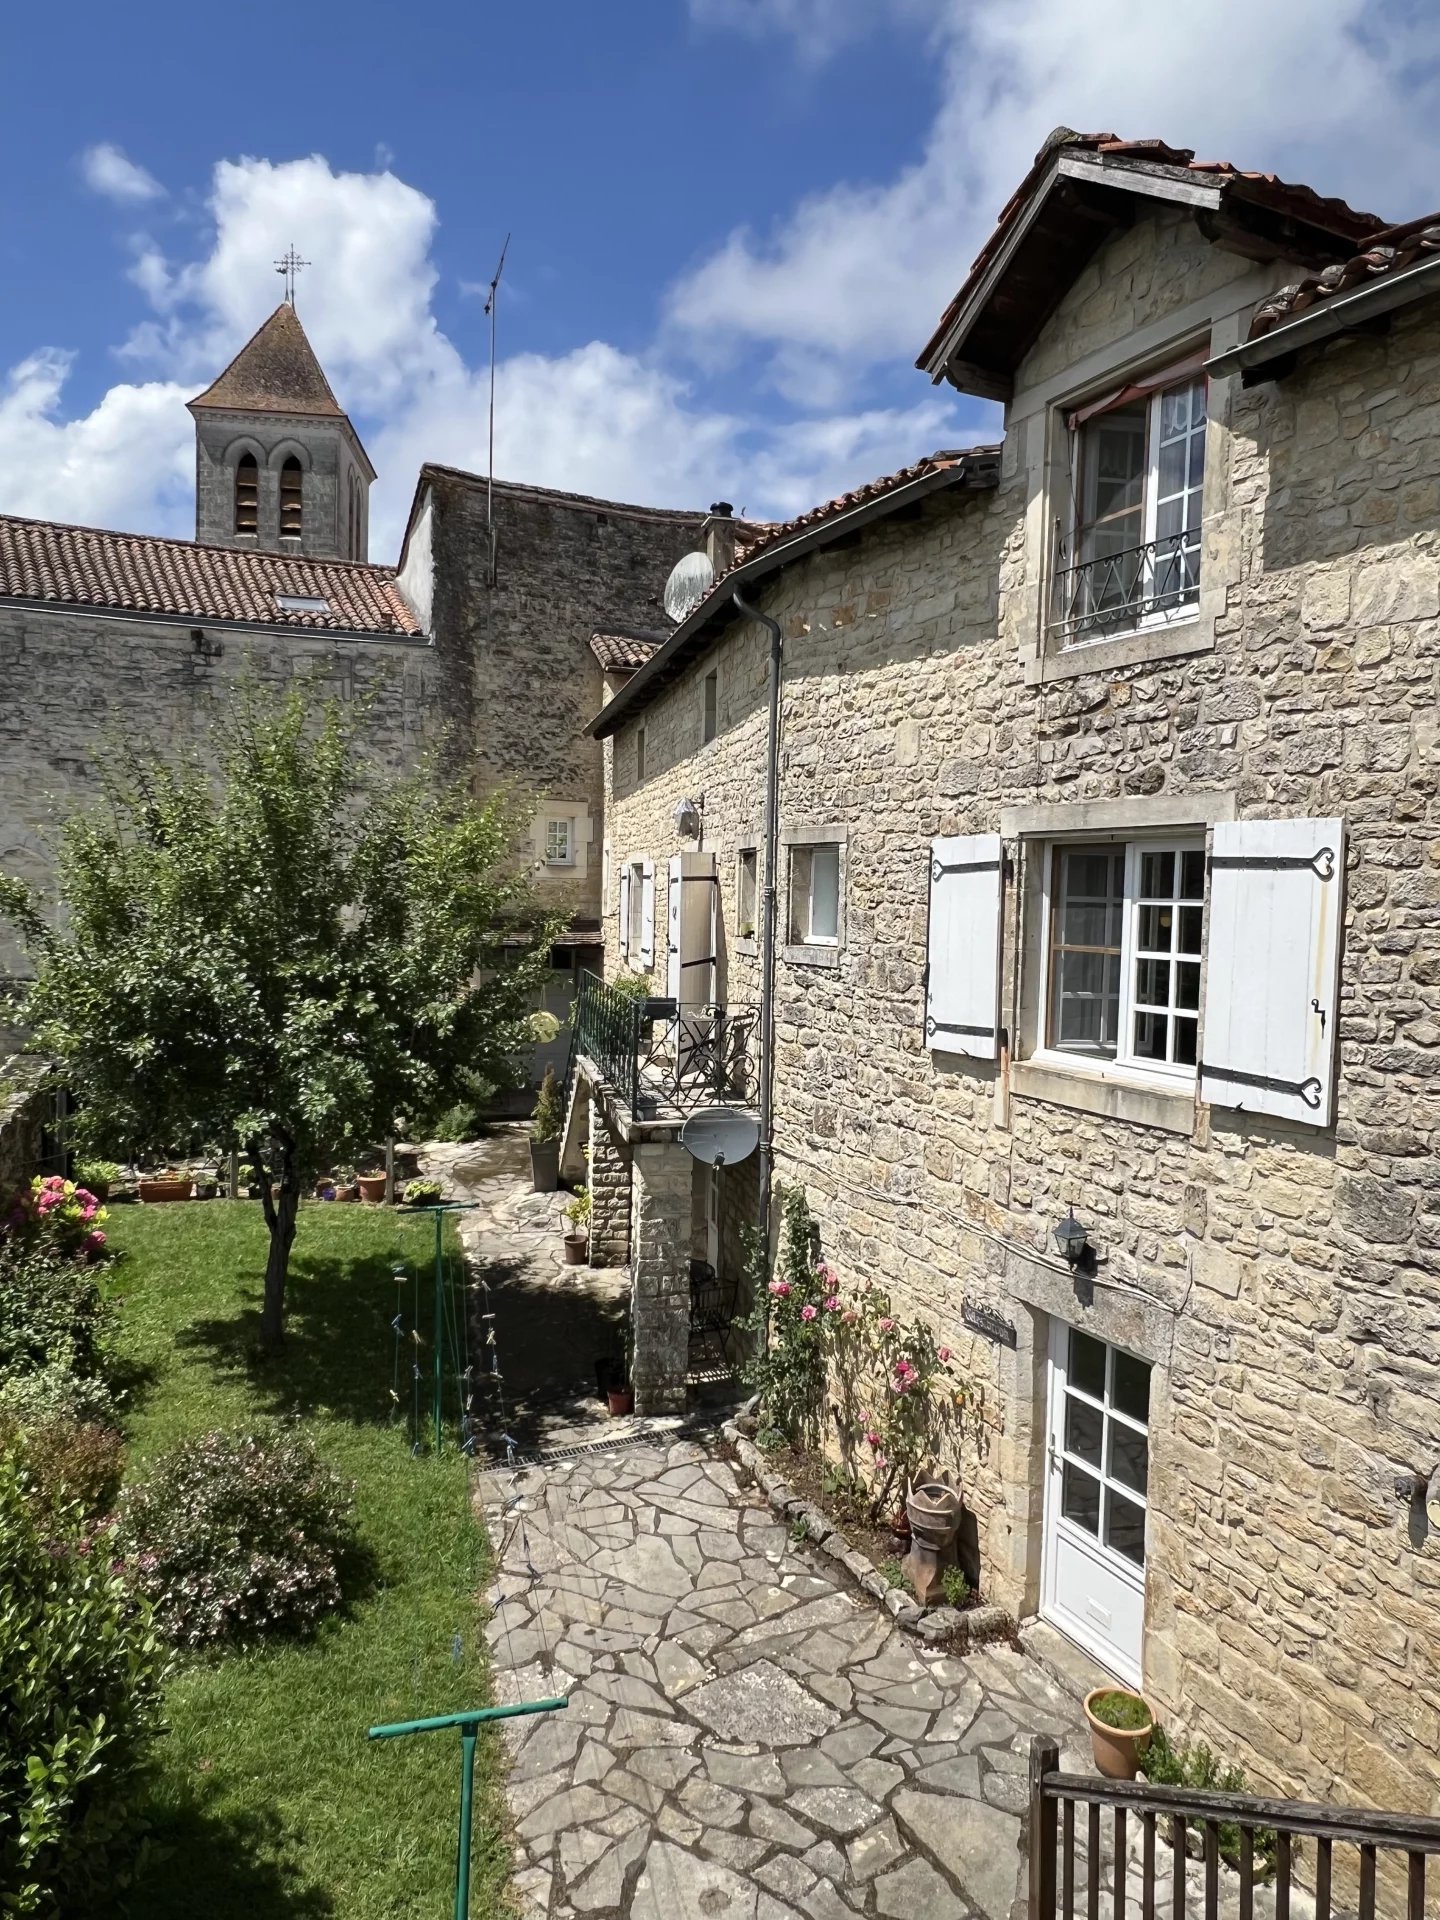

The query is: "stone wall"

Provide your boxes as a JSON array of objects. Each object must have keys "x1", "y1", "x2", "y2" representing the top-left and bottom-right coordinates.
[
  {"x1": 0, "y1": 1055, "x2": 50, "y2": 1198},
  {"x1": 0, "y1": 606, "x2": 434, "y2": 1010},
  {"x1": 600, "y1": 211, "x2": 1440, "y2": 1822},
  {"x1": 195, "y1": 409, "x2": 367, "y2": 561},
  {"x1": 588, "y1": 1094, "x2": 632, "y2": 1267},
  {"x1": 424, "y1": 470, "x2": 705, "y2": 924}
]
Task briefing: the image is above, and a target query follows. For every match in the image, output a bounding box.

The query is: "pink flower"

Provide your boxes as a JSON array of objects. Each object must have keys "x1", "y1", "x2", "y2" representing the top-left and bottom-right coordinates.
[
  {"x1": 768, "y1": 1280, "x2": 792, "y2": 1298},
  {"x1": 938, "y1": 1347, "x2": 951, "y2": 1363},
  {"x1": 85, "y1": 1230, "x2": 106, "y2": 1253},
  {"x1": 800, "y1": 1304, "x2": 817, "y2": 1323},
  {"x1": 874, "y1": 1452, "x2": 887, "y2": 1470},
  {"x1": 841, "y1": 1308, "x2": 859, "y2": 1326},
  {"x1": 878, "y1": 1317, "x2": 895, "y2": 1334},
  {"x1": 816, "y1": 1262, "x2": 838, "y2": 1287},
  {"x1": 864, "y1": 1430, "x2": 881, "y2": 1448},
  {"x1": 823, "y1": 1295, "x2": 841, "y2": 1312}
]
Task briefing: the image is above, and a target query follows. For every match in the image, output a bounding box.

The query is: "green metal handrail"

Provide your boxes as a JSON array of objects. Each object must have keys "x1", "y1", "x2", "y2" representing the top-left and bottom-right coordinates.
[{"x1": 368, "y1": 1696, "x2": 568, "y2": 1918}]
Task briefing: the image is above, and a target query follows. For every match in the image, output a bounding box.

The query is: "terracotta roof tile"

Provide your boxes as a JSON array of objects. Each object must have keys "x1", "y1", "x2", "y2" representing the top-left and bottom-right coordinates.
[
  {"x1": 0, "y1": 514, "x2": 423, "y2": 636},
  {"x1": 189, "y1": 303, "x2": 344, "y2": 418},
  {"x1": 590, "y1": 631, "x2": 662, "y2": 672},
  {"x1": 1247, "y1": 213, "x2": 1440, "y2": 338}
]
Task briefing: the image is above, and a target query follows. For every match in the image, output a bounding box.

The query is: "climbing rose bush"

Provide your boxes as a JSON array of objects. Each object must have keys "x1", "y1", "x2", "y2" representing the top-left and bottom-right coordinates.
[{"x1": 118, "y1": 1427, "x2": 358, "y2": 1649}]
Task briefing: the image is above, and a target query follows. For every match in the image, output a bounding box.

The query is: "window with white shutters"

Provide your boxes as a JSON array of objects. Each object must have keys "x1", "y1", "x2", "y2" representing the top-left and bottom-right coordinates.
[
  {"x1": 1200, "y1": 817, "x2": 1344, "y2": 1127},
  {"x1": 619, "y1": 864, "x2": 632, "y2": 960},
  {"x1": 925, "y1": 833, "x2": 1003, "y2": 1060}
]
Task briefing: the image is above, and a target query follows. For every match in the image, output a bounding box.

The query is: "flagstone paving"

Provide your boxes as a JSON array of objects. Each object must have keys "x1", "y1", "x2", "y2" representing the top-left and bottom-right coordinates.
[{"x1": 478, "y1": 1434, "x2": 1091, "y2": 1920}]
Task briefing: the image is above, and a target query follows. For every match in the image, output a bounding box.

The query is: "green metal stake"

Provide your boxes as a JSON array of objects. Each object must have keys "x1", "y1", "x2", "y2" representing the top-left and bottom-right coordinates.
[
  {"x1": 407, "y1": 1202, "x2": 478, "y2": 1453},
  {"x1": 368, "y1": 1698, "x2": 567, "y2": 1919}
]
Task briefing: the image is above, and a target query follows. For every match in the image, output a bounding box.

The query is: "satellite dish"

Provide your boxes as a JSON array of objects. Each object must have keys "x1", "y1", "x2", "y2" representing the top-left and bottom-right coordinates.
[
  {"x1": 681, "y1": 1104, "x2": 759, "y2": 1168},
  {"x1": 664, "y1": 550, "x2": 715, "y2": 625}
]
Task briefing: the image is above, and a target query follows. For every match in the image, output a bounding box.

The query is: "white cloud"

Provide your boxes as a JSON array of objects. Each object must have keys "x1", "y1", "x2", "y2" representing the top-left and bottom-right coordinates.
[
  {"x1": 80, "y1": 142, "x2": 164, "y2": 205},
  {"x1": 674, "y1": 0, "x2": 1440, "y2": 378}
]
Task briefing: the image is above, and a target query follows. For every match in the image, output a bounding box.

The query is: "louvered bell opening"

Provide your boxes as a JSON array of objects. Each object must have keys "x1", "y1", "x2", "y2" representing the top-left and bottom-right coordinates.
[
  {"x1": 280, "y1": 458, "x2": 303, "y2": 538},
  {"x1": 234, "y1": 455, "x2": 259, "y2": 535}
]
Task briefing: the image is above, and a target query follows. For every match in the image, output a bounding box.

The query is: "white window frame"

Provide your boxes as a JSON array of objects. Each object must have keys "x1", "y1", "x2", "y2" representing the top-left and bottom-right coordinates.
[
  {"x1": 1033, "y1": 835, "x2": 1205, "y2": 1088},
  {"x1": 1057, "y1": 371, "x2": 1207, "y2": 652},
  {"x1": 789, "y1": 843, "x2": 840, "y2": 947},
  {"x1": 626, "y1": 861, "x2": 645, "y2": 959},
  {"x1": 702, "y1": 670, "x2": 718, "y2": 746},
  {"x1": 543, "y1": 817, "x2": 575, "y2": 867}
]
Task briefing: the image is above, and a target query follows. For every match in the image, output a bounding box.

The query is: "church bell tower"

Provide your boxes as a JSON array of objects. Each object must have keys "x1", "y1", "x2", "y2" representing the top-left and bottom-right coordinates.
[{"x1": 187, "y1": 294, "x2": 375, "y2": 562}]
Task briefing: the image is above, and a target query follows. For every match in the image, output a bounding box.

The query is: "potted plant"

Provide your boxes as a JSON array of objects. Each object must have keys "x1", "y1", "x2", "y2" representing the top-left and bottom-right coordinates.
[
  {"x1": 530, "y1": 1065, "x2": 563, "y2": 1192},
  {"x1": 193, "y1": 1169, "x2": 219, "y2": 1200},
  {"x1": 75, "y1": 1159, "x2": 123, "y2": 1203},
  {"x1": 357, "y1": 1169, "x2": 388, "y2": 1203},
  {"x1": 333, "y1": 1167, "x2": 359, "y2": 1202},
  {"x1": 139, "y1": 1168, "x2": 192, "y2": 1204},
  {"x1": 404, "y1": 1177, "x2": 443, "y2": 1207},
  {"x1": 1084, "y1": 1687, "x2": 1156, "y2": 1780},
  {"x1": 562, "y1": 1186, "x2": 591, "y2": 1264}
]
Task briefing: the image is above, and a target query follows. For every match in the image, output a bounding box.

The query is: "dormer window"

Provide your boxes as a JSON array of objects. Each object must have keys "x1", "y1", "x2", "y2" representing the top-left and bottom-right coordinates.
[
  {"x1": 280, "y1": 457, "x2": 303, "y2": 539},
  {"x1": 1051, "y1": 362, "x2": 1207, "y2": 649},
  {"x1": 234, "y1": 453, "x2": 258, "y2": 535}
]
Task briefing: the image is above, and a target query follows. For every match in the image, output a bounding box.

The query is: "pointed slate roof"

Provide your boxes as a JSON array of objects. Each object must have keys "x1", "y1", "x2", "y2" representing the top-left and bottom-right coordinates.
[{"x1": 188, "y1": 303, "x2": 345, "y2": 418}]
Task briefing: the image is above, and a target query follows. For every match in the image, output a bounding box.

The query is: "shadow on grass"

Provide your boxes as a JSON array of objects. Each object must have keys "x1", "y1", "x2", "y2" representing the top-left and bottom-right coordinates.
[{"x1": 104, "y1": 1796, "x2": 336, "y2": 1920}]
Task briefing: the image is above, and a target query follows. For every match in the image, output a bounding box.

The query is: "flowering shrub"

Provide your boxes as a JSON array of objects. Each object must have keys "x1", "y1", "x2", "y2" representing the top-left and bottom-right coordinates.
[
  {"x1": 1, "y1": 1413, "x2": 126, "y2": 1520},
  {"x1": 5, "y1": 1176, "x2": 110, "y2": 1263},
  {"x1": 742, "y1": 1183, "x2": 969, "y2": 1517},
  {"x1": 0, "y1": 1442, "x2": 166, "y2": 1915},
  {"x1": 119, "y1": 1426, "x2": 358, "y2": 1649}
]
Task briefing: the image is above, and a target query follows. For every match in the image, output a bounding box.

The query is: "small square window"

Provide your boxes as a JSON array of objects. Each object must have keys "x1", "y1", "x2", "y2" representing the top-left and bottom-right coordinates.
[
  {"x1": 702, "y1": 670, "x2": 718, "y2": 745},
  {"x1": 789, "y1": 843, "x2": 840, "y2": 946},
  {"x1": 736, "y1": 848, "x2": 757, "y2": 939},
  {"x1": 544, "y1": 818, "x2": 574, "y2": 867}
]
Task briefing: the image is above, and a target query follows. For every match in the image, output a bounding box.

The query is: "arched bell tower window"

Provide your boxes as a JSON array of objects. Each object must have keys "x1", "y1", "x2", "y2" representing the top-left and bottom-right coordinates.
[
  {"x1": 279, "y1": 456, "x2": 303, "y2": 539},
  {"x1": 234, "y1": 453, "x2": 258, "y2": 535}
]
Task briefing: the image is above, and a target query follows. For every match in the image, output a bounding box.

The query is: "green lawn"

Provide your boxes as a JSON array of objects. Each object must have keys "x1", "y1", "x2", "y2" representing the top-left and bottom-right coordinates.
[{"x1": 102, "y1": 1200, "x2": 509, "y2": 1920}]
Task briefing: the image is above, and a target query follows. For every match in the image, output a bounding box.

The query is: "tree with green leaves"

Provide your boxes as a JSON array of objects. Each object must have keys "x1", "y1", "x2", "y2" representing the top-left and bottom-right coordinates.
[{"x1": 0, "y1": 680, "x2": 553, "y2": 1351}]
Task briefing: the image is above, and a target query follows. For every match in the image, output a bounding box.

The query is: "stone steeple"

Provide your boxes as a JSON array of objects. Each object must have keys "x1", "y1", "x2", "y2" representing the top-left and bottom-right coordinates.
[{"x1": 187, "y1": 304, "x2": 375, "y2": 562}]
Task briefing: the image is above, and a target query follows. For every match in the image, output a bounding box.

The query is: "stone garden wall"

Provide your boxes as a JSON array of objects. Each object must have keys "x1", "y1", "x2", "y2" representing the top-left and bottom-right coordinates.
[{"x1": 601, "y1": 210, "x2": 1440, "y2": 1821}]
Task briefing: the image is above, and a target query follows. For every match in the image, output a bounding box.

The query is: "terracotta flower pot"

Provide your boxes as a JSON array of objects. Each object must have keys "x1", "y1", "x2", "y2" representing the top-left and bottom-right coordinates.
[
  {"x1": 333, "y1": 1184, "x2": 359, "y2": 1202},
  {"x1": 139, "y1": 1176, "x2": 192, "y2": 1204},
  {"x1": 357, "y1": 1174, "x2": 388, "y2": 1203},
  {"x1": 607, "y1": 1385, "x2": 634, "y2": 1417},
  {"x1": 563, "y1": 1232, "x2": 588, "y2": 1266},
  {"x1": 1083, "y1": 1688, "x2": 1155, "y2": 1780}
]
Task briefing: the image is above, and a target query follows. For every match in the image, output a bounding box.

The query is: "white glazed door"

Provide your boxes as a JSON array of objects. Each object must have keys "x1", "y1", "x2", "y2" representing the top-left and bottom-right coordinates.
[{"x1": 1041, "y1": 1322, "x2": 1151, "y2": 1685}]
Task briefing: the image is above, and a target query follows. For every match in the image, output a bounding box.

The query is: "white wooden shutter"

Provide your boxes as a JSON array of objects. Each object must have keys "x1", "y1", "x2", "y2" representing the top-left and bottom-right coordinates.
[
  {"x1": 1200, "y1": 817, "x2": 1344, "y2": 1127},
  {"x1": 618, "y1": 864, "x2": 631, "y2": 961},
  {"x1": 667, "y1": 855, "x2": 683, "y2": 1001},
  {"x1": 925, "y1": 833, "x2": 1003, "y2": 1060},
  {"x1": 639, "y1": 860, "x2": 656, "y2": 967}
]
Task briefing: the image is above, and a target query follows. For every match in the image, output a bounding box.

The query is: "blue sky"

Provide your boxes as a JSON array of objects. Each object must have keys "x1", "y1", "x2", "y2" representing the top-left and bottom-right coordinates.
[{"x1": 1, "y1": 0, "x2": 1436, "y2": 557}]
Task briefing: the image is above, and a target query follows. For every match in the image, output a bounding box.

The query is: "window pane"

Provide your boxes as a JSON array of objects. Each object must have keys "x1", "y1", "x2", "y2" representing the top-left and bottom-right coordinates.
[
  {"x1": 1188, "y1": 426, "x2": 1207, "y2": 490},
  {"x1": 1108, "y1": 1423, "x2": 1149, "y2": 1495},
  {"x1": 1054, "y1": 949, "x2": 1120, "y2": 1053},
  {"x1": 788, "y1": 849, "x2": 811, "y2": 943},
  {"x1": 1139, "y1": 850, "x2": 1174, "y2": 897},
  {"x1": 1159, "y1": 385, "x2": 1192, "y2": 437},
  {"x1": 809, "y1": 845, "x2": 840, "y2": 941},
  {"x1": 1133, "y1": 1010, "x2": 1167, "y2": 1060},
  {"x1": 1179, "y1": 850, "x2": 1205, "y2": 899},
  {"x1": 1158, "y1": 435, "x2": 1188, "y2": 499},
  {"x1": 1063, "y1": 1462, "x2": 1101, "y2": 1536},
  {"x1": 1051, "y1": 847, "x2": 1123, "y2": 1055},
  {"x1": 1112, "y1": 1350, "x2": 1151, "y2": 1424},
  {"x1": 1137, "y1": 903, "x2": 1176, "y2": 951},
  {"x1": 1177, "y1": 904, "x2": 1203, "y2": 953},
  {"x1": 1065, "y1": 1396, "x2": 1103, "y2": 1468},
  {"x1": 1136, "y1": 958, "x2": 1171, "y2": 1009},
  {"x1": 1105, "y1": 1489, "x2": 1147, "y2": 1566},
  {"x1": 1069, "y1": 1330, "x2": 1107, "y2": 1400},
  {"x1": 1174, "y1": 1016, "x2": 1198, "y2": 1067},
  {"x1": 1175, "y1": 961, "x2": 1200, "y2": 1011}
]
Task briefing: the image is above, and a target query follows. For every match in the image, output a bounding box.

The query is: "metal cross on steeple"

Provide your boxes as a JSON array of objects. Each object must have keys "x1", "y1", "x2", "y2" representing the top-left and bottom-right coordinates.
[{"x1": 273, "y1": 245, "x2": 311, "y2": 305}]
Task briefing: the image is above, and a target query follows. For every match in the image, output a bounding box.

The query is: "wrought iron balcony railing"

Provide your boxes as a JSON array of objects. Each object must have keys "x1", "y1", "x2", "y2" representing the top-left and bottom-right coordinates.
[
  {"x1": 573, "y1": 971, "x2": 758, "y2": 1122},
  {"x1": 1049, "y1": 529, "x2": 1200, "y2": 647}
]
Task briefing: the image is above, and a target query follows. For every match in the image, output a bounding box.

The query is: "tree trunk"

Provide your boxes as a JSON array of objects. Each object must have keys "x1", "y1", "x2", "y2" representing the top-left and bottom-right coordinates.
[{"x1": 252, "y1": 1133, "x2": 300, "y2": 1353}]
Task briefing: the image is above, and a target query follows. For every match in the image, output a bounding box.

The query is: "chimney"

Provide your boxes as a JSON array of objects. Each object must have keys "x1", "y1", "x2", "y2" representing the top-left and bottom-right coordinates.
[{"x1": 704, "y1": 500, "x2": 737, "y2": 577}]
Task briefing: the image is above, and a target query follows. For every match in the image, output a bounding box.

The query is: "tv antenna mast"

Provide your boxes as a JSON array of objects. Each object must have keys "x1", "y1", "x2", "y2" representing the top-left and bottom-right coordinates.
[{"x1": 483, "y1": 233, "x2": 510, "y2": 585}]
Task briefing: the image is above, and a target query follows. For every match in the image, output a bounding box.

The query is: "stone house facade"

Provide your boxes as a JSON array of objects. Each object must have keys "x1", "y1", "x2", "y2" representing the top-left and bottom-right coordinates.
[{"x1": 592, "y1": 134, "x2": 1440, "y2": 1827}]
